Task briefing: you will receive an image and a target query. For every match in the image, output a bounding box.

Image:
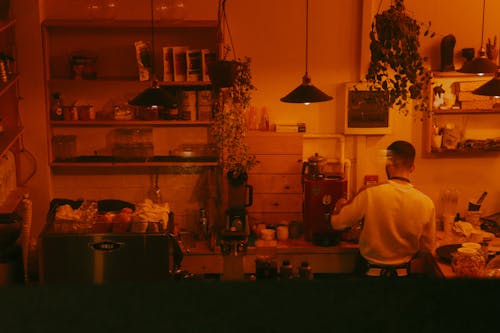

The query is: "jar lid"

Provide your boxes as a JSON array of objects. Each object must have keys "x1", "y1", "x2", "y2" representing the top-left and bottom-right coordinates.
[
  {"x1": 457, "y1": 247, "x2": 478, "y2": 255},
  {"x1": 461, "y1": 242, "x2": 481, "y2": 249}
]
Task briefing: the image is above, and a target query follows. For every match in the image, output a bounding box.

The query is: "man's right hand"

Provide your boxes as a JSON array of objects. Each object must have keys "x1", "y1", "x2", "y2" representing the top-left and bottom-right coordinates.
[{"x1": 333, "y1": 198, "x2": 348, "y2": 215}]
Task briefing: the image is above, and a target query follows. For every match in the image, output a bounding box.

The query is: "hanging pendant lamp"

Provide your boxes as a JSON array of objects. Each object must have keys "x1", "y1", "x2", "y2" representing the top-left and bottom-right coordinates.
[
  {"x1": 458, "y1": 0, "x2": 497, "y2": 75},
  {"x1": 473, "y1": 67, "x2": 500, "y2": 97},
  {"x1": 129, "y1": 0, "x2": 176, "y2": 107},
  {"x1": 281, "y1": 0, "x2": 332, "y2": 104}
]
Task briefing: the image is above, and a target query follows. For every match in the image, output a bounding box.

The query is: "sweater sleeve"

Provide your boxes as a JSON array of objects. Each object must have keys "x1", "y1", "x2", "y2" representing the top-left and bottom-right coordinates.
[
  {"x1": 330, "y1": 190, "x2": 367, "y2": 230},
  {"x1": 419, "y1": 204, "x2": 436, "y2": 252}
]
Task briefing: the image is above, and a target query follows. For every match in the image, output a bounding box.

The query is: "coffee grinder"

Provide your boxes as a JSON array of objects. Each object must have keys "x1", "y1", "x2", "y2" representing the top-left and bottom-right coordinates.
[{"x1": 219, "y1": 177, "x2": 253, "y2": 279}]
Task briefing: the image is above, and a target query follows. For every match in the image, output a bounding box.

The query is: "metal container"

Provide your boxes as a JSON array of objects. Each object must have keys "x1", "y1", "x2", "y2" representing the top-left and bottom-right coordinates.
[
  {"x1": 39, "y1": 230, "x2": 173, "y2": 284},
  {"x1": 39, "y1": 200, "x2": 179, "y2": 284}
]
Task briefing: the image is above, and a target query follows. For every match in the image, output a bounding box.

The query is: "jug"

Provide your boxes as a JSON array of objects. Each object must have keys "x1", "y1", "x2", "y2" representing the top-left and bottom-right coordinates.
[{"x1": 302, "y1": 153, "x2": 327, "y2": 179}]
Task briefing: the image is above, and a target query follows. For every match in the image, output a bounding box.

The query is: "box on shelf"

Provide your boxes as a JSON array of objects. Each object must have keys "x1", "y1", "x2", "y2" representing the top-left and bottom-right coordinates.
[
  {"x1": 186, "y1": 49, "x2": 202, "y2": 81},
  {"x1": 134, "y1": 40, "x2": 151, "y2": 81},
  {"x1": 197, "y1": 89, "x2": 212, "y2": 121},
  {"x1": 181, "y1": 90, "x2": 197, "y2": 120}
]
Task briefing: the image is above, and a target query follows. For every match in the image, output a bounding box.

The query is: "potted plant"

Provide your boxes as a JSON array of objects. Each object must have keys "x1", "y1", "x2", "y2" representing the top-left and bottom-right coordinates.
[
  {"x1": 365, "y1": 0, "x2": 434, "y2": 116},
  {"x1": 211, "y1": 57, "x2": 257, "y2": 184}
]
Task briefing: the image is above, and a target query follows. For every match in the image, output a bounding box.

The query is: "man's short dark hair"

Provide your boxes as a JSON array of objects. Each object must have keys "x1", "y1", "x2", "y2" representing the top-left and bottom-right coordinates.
[{"x1": 387, "y1": 140, "x2": 415, "y2": 169}]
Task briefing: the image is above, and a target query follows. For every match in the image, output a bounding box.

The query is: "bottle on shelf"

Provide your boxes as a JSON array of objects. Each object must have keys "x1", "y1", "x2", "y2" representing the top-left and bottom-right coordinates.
[
  {"x1": 50, "y1": 93, "x2": 64, "y2": 120},
  {"x1": 198, "y1": 208, "x2": 208, "y2": 241}
]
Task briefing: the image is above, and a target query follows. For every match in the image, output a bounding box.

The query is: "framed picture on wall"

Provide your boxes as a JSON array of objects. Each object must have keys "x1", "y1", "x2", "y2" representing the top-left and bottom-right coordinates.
[{"x1": 342, "y1": 82, "x2": 392, "y2": 135}]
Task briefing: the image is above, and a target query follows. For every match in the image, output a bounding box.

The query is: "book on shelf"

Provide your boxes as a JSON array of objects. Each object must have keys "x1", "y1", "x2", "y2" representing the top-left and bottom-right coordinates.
[
  {"x1": 201, "y1": 49, "x2": 216, "y2": 82},
  {"x1": 275, "y1": 123, "x2": 306, "y2": 133},
  {"x1": 162, "y1": 46, "x2": 173, "y2": 82},
  {"x1": 164, "y1": 46, "x2": 187, "y2": 82},
  {"x1": 186, "y1": 49, "x2": 203, "y2": 81}
]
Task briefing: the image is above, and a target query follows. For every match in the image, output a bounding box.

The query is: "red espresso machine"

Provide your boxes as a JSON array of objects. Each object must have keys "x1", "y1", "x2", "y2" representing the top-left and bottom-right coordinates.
[{"x1": 302, "y1": 153, "x2": 347, "y2": 246}]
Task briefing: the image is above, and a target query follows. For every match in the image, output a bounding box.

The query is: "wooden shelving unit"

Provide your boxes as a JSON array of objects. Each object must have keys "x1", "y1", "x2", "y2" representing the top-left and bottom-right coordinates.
[
  {"x1": 42, "y1": 18, "x2": 218, "y2": 170},
  {"x1": 0, "y1": 18, "x2": 27, "y2": 214},
  {"x1": 423, "y1": 72, "x2": 500, "y2": 157}
]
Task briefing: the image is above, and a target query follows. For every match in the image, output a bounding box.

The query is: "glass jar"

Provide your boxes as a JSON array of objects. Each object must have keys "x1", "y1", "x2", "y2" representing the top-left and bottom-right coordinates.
[{"x1": 451, "y1": 247, "x2": 486, "y2": 278}]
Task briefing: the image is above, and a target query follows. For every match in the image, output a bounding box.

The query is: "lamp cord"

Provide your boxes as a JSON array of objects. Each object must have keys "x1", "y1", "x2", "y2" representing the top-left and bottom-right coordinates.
[
  {"x1": 305, "y1": 0, "x2": 309, "y2": 75},
  {"x1": 221, "y1": 0, "x2": 237, "y2": 59},
  {"x1": 480, "y1": 0, "x2": 486, "y2": 48},
  {"x1": 150, "y1": 0, "x2": 156, "y2": 78}
]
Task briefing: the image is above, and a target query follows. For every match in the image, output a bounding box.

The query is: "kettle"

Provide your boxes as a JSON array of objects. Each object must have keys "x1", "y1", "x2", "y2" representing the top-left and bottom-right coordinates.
[{"x1": 302, "y1": 153, "x2": 327, "y2": 179}]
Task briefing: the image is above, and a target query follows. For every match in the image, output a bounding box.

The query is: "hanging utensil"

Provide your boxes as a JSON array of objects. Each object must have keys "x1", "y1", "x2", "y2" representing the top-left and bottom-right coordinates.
[
  {"x1": 148, "y1": 169, "x2": 162, "y2": 203},
  {"x1": 476, "y1": 191, "x2": 488, "y2": 205}
]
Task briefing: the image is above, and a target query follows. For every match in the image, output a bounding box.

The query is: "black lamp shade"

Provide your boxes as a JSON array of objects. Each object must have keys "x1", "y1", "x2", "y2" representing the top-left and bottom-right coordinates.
[
  {"x1": 281, "y1": 74, "x2": 332, "y2": 103},
  {"x1": 458, "y1": 48, "x2": 497, "y2": 75},
  {"x1": 129, "y1": 82, "x2": 176, "y2": 107},
  {"x1": 473, "y1": 69, "x2": 500, "y2": 97}
]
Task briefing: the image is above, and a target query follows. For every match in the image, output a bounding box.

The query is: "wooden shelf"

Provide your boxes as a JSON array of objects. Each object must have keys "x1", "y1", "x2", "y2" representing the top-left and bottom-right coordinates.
[
  {"x1": 0, "y1": 19, "x2": 16, "y2": 33},
  {"x1": 0, "y1": 74, "x2": 20, "y2": 97},
  {"x1": 427, "y1": 148, "x2": 500, "y2": 157},
  {"x1": 0, "y1": 187, "x2": 27, "y2": 214},
  {"x1": 42, "y1": 19, "x2": 217, "y2": 29},
  {"x1": 0, "y1": 128, "x2": 24, "y2": 157},
  {"x1": 48, "y1": 78, "x2": 212, "y2": 87},
  {"x1": 432, "y1": 109, "x2": 500, "y2": 115},
  {"x1": 50, "y1": 155, "x2": 218, "y2": 168},
  {"x1": 431, "y1": 71, "x2": 494, "y2": 79},
  {"x1": 50, "y1": 120, "x2": 212, "y2": 127}
]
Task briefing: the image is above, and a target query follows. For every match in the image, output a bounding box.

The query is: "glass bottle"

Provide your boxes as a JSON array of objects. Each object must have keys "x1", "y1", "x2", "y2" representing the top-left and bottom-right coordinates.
[
  {"x1": 198, "y1": 208, "x2": 208, "y2": 241},
  {"x1": 280, "y1": 260, "x2": 294, "y2": 280},
  {"x1": 298, "y1": 261, "x2": 313, "y2": 280},
  {"x1": 51, "y1": 93, "x2": 64, "y2": 120}
]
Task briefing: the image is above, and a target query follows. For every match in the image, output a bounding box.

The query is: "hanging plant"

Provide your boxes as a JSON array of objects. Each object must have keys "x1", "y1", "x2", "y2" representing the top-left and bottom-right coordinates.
[
  {"x1": 365, "y1": 0, "x2": 434, "y2": 116},
  {"x1": 211, "y1": 57, "x2": 257, "y2": 178},
  {"x1": 209, "y1": 0, "x2": 257, "y2": 178}
]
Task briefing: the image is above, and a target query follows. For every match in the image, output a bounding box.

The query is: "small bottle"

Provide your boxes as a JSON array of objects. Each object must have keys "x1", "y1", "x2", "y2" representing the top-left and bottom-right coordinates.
[
  {"x1": 280, "y1": 259, "x2": 294, "y2": 280},
  {"x1": 51, "y1": 93, "x2": 64, "y2": 120},
  {"x1": 168, "y1": 103, "x2": 180, "y2": 120},
  {"x1": 88, "y1": 105, "x2": 96, "y2": 120},
  {"x1": 71, "y1": 106, "x2": 79, "y2": 120},
  {"x1": 199, "y1": 208, "x2": 208, "y2": 241},
  {"x1": 298, "y1": 261, "x2": 313, "y2": 280}
]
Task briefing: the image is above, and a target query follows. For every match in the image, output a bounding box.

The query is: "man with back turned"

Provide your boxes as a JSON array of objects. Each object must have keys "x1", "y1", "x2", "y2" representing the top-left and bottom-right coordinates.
[{"x1": 330, "y1": 140, "x2": 436, "y2": 277}]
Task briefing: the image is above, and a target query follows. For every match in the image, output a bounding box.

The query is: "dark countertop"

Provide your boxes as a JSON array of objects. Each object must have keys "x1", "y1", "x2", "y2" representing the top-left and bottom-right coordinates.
[{"x1": 1, "y1": 279, "x2": 499, "y2": 332}]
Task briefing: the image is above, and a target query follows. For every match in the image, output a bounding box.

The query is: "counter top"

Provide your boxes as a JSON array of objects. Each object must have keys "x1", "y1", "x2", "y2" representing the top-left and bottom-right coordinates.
[
  {"x1": 433, "y1": 231, "x2": 500, "y2": 278},
  {"x1": 181, "y1": 239, "x2": 360, "y2": 275},
  {"x1": 184, "y1": 238, "x2": 359, "y2": 255}
]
